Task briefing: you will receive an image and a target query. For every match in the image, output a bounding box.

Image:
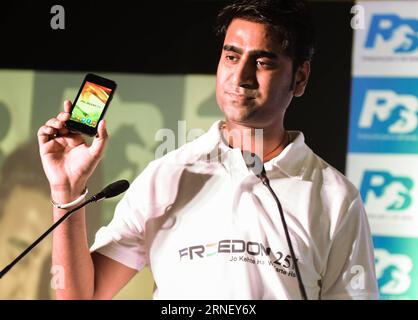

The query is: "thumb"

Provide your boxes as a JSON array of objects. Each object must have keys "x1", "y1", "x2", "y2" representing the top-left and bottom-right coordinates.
[{"x1": 89, "y1": 120, "x2": 108, "y2": 159}]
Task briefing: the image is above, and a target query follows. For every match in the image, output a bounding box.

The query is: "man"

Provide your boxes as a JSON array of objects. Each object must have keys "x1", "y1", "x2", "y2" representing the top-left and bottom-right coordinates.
[{"x1": 37, "y1": 0, "x2": 379, "y2": 299}]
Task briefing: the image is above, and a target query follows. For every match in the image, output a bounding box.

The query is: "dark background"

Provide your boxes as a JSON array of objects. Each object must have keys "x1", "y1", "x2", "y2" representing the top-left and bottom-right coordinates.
[{"x1": 0, "y1": 0, "x2": 354, "y2": 173}]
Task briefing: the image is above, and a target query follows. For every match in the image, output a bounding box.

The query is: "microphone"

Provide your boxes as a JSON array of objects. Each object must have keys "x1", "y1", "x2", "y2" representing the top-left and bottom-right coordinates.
[
  {"x1": 242, "y1": 151, "x2": 308, "y2": 300},
  {"x1": 0, "y1": 180, "x2": 130, "y2": 279},
  {"x1": 89, "y1": 179, "x2": 130, "y2": 202}
]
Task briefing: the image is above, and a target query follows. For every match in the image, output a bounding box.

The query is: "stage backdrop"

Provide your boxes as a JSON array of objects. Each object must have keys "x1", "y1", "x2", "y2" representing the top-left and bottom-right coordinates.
[{"x1": 347, "y1": 0, "x2": 418, "y2": 299}]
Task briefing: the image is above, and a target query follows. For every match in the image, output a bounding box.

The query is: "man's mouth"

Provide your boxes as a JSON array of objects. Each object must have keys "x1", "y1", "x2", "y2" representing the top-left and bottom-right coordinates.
[{"x1": 225, "y1": 91, "x2": 255, "y2": 101}]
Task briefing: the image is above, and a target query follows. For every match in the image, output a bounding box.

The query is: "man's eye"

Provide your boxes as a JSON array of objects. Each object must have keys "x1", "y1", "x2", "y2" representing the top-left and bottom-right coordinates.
[
  {"x1": 226, "y1": 55, "x2": 238, "y2": 62},
  {"x1": 256, "y1": 60, "x2": 272, "y2": 68}
]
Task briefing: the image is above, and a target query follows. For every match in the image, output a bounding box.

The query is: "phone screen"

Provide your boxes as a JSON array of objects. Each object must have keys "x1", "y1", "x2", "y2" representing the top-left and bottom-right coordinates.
[{"x1": 70, "y1": 81, "x2": 113, "y2": 128}]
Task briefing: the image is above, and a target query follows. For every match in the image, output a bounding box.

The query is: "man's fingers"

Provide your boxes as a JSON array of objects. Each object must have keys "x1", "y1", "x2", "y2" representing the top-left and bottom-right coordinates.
[
  {"x1": 37, "y1": 125, "x2": 57, "y2": 145},
  {"x1": 57, "y1": 111, "x2": 70, "y2": 122},
  {"x1": 37, "y1": 101, "x2": 73, "y2": 146},
  {"x1": 97, "y1": 119, "x2": 108, "y2": 139},
  {"x1": 58, "y1": 127, "x2": 70, "y2": 136},
  {"x1": 46, "y1": 118, "x2": 65, "y2": 130},
  {"x1": 64, "y1": 100, "x2": 72, "y2": 113},
  {"x1": 89, "y1": 120, "x2": 108, "y2": 159}
]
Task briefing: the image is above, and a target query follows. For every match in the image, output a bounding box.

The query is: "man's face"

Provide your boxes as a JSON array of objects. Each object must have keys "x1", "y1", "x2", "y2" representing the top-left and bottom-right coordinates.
[{"x1": 216, "y1": 18, "x2": 308, "y2": 128}]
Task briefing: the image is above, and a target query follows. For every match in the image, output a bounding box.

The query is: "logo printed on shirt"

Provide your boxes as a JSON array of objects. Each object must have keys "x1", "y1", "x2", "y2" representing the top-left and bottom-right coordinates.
[
  {"x1": 365, "y1": 14, "x2": 418, "y2": 54},
  {"x1": 360, "y1": 170, "x2": 413, "y2": 211},
  {"x1": 178, "y1": 239, "x2": 298, "y2": 278},
  {"x1": 179, "y1": 240, "x2": 272, "y2": 260}
]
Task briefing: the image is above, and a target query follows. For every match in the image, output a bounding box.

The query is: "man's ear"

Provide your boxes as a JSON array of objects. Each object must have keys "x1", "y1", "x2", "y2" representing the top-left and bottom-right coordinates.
[{"x1": 293, "y1": 61, "x2": 311, "y2": 97}]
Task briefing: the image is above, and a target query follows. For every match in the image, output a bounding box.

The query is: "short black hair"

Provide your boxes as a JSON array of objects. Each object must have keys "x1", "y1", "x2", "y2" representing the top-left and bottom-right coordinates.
[{"x1": 215, "y1": 0, "x2": 315, "y2": 70}]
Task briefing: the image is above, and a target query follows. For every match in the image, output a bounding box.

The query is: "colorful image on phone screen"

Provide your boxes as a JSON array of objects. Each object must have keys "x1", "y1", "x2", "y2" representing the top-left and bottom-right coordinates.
[{"x1": 70, "y1": 81, "x2": 112, "y2": 128}]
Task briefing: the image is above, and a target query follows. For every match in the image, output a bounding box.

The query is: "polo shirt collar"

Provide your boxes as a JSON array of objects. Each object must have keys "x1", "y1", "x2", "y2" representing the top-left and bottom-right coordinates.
[
  {"x1": 267, "y1": 130, "x2": 310, "y2": 179},
  {"x1": 196, "y1": 120, "x2": 310, "y2": 179}
]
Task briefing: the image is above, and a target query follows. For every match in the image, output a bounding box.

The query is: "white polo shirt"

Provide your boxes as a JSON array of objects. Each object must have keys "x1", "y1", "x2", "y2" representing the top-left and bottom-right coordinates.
[{"x1": 90, "y1": 120, "x2": 379, "y2": 300}]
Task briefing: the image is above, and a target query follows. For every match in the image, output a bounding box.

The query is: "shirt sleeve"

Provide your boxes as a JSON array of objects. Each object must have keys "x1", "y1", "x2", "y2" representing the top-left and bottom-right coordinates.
[
  {"x1": 89, "y1": 172, "x2": 149, "y2": 271},
  {"x1": 320, "y1": 194, "x2": 380, "y2": 300}
]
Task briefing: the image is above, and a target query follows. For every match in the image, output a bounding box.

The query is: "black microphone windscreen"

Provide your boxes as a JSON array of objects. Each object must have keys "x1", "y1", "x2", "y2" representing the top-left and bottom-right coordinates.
[
  {"x1": 242, "y1": 151, "x2": 265, "y2": 177},
  {"x1": 102, "y1": 180, "x2": 130, "y2": 199}
]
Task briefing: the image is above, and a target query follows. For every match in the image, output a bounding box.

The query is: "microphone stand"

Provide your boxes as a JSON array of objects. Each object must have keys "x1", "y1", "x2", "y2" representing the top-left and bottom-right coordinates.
[
  {"x1": 0, "y1": 180, "x2": 129, "y2": 279},
  {"x1": 0, "y1": 179, "x2": 129, "y2": 279},
  {"x1": 243, "y1": 150, "x2": 308, "y2": 299},
  {"x1": 0, "y1": 197, "x2": 95, "y2": 279},
  {"x1": 258, "y1": 173, "x2": 308, "y2": 300}
]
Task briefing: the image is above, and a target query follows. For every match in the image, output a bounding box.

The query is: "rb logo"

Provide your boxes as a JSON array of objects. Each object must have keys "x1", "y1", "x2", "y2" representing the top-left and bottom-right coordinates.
[
  {"x1": 358, "y1": 90, "x2": 418, "y2": 134},
  {"x1": 365, "y1": 14, "x2": 418, "y2": 53},
  {"x1": 375, "y1": 248, "x2": 412, "y2": 295},
  {"x1": 360, "y1": 170, "x2": 413, "y2": 211}
]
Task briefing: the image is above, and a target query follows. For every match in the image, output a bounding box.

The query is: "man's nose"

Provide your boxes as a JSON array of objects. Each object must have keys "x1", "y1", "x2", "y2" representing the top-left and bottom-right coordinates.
[{"x1": 232, "y1": 59, "x2": 258, "y2": 89}]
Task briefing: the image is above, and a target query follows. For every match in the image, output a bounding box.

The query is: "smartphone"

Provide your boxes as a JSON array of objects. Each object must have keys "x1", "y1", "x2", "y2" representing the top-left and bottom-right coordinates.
[{"x1": 65, "y1": 73, "x2": 117, "y2": 136}]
